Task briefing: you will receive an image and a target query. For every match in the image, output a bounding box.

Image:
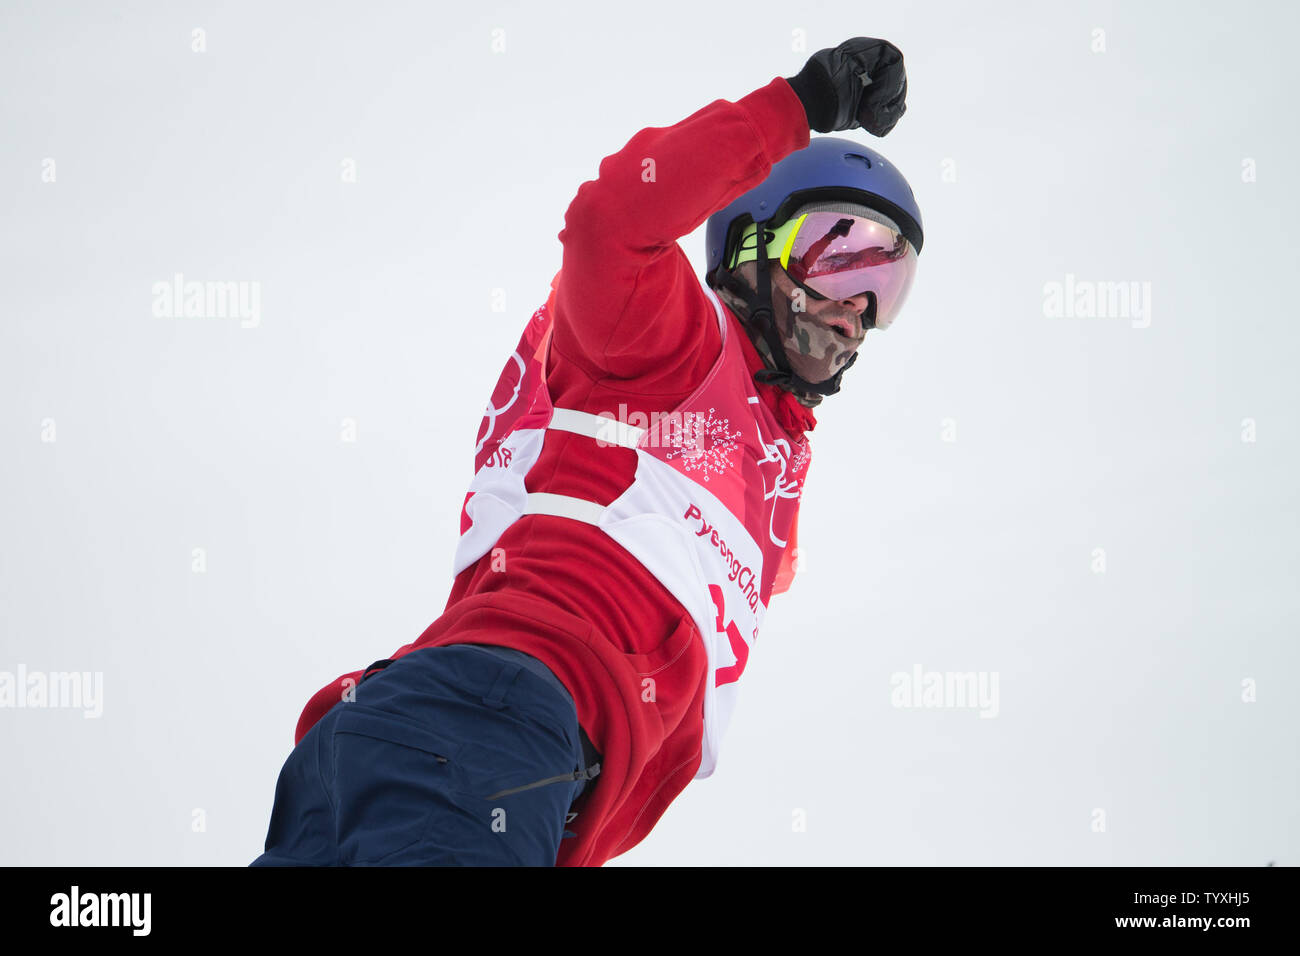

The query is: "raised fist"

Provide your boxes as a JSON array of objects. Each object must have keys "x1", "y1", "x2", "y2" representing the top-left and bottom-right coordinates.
[{"x1": 785, "y1": 37, "x2": 908, "y2": 136}]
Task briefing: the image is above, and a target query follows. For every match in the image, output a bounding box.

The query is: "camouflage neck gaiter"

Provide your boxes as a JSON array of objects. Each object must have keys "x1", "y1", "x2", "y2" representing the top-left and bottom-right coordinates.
[{"x1": 714, "y1": 261, "x2": 869, "y2": 410}]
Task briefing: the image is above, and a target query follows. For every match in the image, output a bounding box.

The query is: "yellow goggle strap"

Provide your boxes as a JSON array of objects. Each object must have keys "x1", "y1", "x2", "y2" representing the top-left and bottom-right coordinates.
[{"x1": 728, "y1": 214, "x2": 809, "y2": 271}]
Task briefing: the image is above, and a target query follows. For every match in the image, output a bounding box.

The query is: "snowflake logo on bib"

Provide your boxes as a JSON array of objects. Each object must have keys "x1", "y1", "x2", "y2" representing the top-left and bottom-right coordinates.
[
  {"x1": 666, "y1": 407, "x2": 742, "y2": 482},
  {"x1": 790, "y1": 441, "x2": 810, "y2": 477}
]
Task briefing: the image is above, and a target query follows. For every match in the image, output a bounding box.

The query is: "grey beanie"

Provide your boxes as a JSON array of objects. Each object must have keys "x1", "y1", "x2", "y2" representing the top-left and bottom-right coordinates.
[{"x1": 788, "y1": 200, "x2": 900, "y2": 233}]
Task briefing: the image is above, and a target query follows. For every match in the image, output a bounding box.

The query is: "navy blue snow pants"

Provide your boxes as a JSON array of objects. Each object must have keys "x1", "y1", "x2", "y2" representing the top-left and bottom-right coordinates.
[{"x1": 251, "y1": 644, "x2": 599, "y2": 866}]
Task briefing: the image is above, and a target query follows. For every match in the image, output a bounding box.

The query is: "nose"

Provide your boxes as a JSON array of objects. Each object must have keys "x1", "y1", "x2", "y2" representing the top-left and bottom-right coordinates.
[{"x1": 841, "y1": 293, "x2": 872, "y2": 320}]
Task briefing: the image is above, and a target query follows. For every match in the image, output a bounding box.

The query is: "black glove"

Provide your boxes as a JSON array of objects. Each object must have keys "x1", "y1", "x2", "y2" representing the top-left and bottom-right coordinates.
[{"x1": 785, "y1": 37, "x2": 908, "y2": 136}]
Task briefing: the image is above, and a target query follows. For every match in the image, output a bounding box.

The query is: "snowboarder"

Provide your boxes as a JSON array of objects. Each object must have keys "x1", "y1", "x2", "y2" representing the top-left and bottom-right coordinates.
[{"x1": 252, "y1": 35, "x2": 923, "y2": 866}]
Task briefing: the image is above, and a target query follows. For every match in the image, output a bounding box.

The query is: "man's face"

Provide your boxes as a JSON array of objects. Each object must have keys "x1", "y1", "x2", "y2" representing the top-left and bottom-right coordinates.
[{"x1": 731, "y1": 260, "x2": 871, "y2": 385}]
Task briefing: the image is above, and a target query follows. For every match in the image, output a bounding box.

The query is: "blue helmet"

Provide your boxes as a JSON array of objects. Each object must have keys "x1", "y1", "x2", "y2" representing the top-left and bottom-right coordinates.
[{"x1": 705, "y1": 135, "x2": 923, "y2": 282}]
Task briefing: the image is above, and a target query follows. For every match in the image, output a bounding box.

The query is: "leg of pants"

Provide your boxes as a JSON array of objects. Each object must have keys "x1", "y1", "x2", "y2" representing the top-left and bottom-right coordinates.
[{"x1": 250, "y1": 645, "x2": 590, "y2": 866}]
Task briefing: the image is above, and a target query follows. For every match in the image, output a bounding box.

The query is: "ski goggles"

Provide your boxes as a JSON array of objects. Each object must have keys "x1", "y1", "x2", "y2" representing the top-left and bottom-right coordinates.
[{"x1": 729, "y1": 210, "x2": 918, "y2": 329}]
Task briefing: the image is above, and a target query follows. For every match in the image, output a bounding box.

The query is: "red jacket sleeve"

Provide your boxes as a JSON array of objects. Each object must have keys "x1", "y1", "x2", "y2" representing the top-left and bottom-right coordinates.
[{"x1": 554, "y1": 76, "x2": 810, "y2": 382}]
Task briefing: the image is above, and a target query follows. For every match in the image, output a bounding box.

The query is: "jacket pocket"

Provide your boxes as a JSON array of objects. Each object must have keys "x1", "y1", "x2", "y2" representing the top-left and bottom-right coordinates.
[
  {"x1": 620, "y1": 612, "x2": 700, "y2": 678},
  {"x1": 619, "y1": 612, "x2": 706, "y2": 738}
]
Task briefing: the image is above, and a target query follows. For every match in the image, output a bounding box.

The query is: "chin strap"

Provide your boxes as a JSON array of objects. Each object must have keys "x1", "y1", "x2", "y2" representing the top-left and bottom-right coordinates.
[{"x1": 713, "y1": 220, "x2": 858, "y2": 397}]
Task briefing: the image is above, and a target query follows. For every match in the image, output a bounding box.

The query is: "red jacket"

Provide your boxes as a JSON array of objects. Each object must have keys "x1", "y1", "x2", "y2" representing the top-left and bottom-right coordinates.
[{"x1": 294, "y1": 76, "x2": 816, "y2": 865}]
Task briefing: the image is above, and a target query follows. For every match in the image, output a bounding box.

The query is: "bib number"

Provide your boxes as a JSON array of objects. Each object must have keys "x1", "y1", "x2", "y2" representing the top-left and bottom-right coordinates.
[{"x1": 709, "y1": 583, "x2": 752, "y2": 687}]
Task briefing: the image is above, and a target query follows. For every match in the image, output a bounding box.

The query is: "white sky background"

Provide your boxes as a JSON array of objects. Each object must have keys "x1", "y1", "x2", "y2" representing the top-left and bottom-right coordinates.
[{"x1": 1, "y1": 0, "x2": 1296, "y2": 865}]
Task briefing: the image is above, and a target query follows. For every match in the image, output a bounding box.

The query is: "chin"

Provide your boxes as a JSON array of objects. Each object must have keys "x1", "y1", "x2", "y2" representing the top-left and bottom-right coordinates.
[{"x1": 794, "y1": 356, "x2": 854, "y2": 385}]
